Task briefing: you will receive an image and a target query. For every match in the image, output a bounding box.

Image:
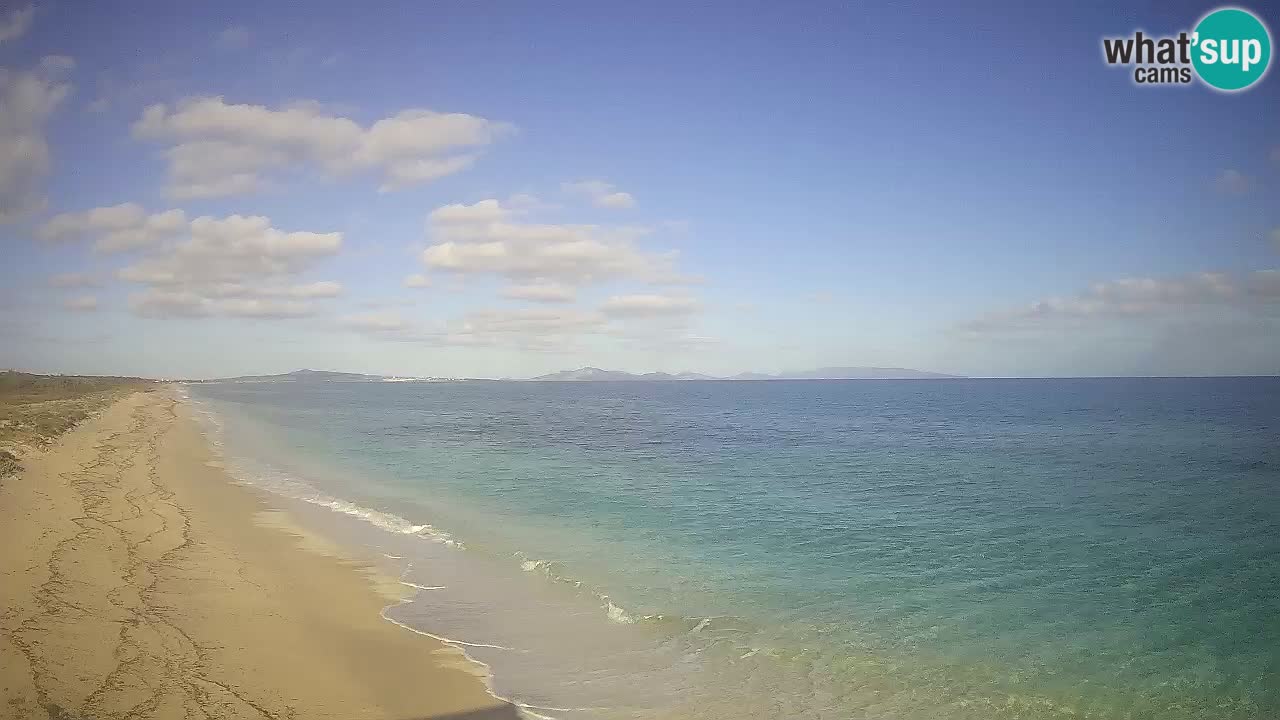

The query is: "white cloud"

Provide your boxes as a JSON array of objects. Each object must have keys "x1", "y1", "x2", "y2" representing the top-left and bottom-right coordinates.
[
  {"x1": 129, "y1": 290, "x2": 209, "y2": 318},
  {"x1": 130, "y1": 290, "x2": 320, "y2": 320},
  {"x1": 403, "y1": 273, "x2": 431, "y2": 289},
  {"x1": 338, "y1": 305, "x2": 608, "y2": 352},
  {"x1": 462, "y1": 307, "x2": 604, "y2": 335},
  {"x1": 39, "y1": 203, "x2": 187, "y2": 252},
  {"x1": 597, "y1": 192, "x2": 636, "y2": 208},
  {"x1": 160, "y1": 140, "x2": 282, "y2": 198},
  {"x1": 197, "y1": 280, "x2": 343, "y2": 299},
  {"x1": 421, "y1": 199, "x2": 682, "y2": 285},
  {"x1": 339, "y1": 311, "x2": 405, "y2": 332},
  {"x1": 417, "y1": 307, "x2": 607, "y2": 351},
  {"x1": 63, "y1": 295, "x2": 98, "y2": 312},
  {"x1": 357, "y1": 297, "x2": 416, "y2": 310},
  {"x1": 1212, "y1": 169, "x2": 1251, "y2": 193},
  {"x1": 282, "y1": 280, "x2": 343, "y2": 298},
  {"x1": 112, "y1": 214, "x2": 344, "y2": 320},
  {"x1": 0, "y1": 62, "x2": 72, "y2": 222},
  {"x1": 961, "y1": 271, "x2": 1280, "y2": 334},
  {"x1": 133, "y1": 96, "x2": 511, "y2": 197},
  {"x1": 1248, "y1": 269, "x2": 1280, "y2": 298},
  {"x1": 597, "y1": 294, "x2": 705, "y2": 350},
  {"x1": 119, "y1": 214, "x2": 341, "y2": 286},
  {"x1": 601, "y1": 293, "x2": 699, "y2": 317},
  {"x1": 216, "y1": 25, "x2": 250, "y2": 51},
  {"x1": 0, "y1": 6, "x2": 33, "y2": 43},
  {"x1": 502, "y1": 282, "x2": 575, "y2": 303},
  {"x1": 376, "y1": 154, "x2": 475, "y2": 190},
  {"x1": 48, "y1": 272, "x2": 98, "y2": 288},
  {"x1": 562, "y1": 179, "x2": 636, "y2": 209},
  {"x1": 428, "y1": 198, "x2": 510, "y2": 225},
  {"x1": 218, "y1": 298, "x2": 313, "y2": 318},
  {"x1": 338, "y1": 294, "x2": 711, "y2": 357},
  {"x1": 490, "y1": 306, "x2": 701, "y2": 350},
  {"x1": 614, "y1": 329, "x2": 721, "y2": 351}
]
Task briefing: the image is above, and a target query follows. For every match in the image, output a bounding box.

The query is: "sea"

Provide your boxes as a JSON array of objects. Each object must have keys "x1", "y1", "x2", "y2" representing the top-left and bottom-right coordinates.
[{"x1": 183, "y1": 377, "x2": 1280, "y2": 720}]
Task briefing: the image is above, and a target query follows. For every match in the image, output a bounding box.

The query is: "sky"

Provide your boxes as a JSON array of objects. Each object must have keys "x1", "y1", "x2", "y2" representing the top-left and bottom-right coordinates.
[{"x1": 2, "y1": 0, "x2": 1278, "y2": 379}]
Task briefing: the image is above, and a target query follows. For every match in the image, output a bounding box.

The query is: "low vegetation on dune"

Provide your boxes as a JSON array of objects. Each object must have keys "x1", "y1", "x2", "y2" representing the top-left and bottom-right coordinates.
[{"x1": 0, "y1": 371, "x2": 155, "y2": 474}]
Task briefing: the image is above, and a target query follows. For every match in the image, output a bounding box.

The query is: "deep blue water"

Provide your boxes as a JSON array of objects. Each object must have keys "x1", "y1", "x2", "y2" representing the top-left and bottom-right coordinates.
[{"x1": 189, "y1": 377, "x2": 1280, "y2": 719}]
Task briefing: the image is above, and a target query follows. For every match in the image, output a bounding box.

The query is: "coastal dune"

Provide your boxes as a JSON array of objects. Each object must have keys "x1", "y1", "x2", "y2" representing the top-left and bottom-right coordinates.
[{"x1": 0, "y1": 389, "x2": 518, "y2": 720}]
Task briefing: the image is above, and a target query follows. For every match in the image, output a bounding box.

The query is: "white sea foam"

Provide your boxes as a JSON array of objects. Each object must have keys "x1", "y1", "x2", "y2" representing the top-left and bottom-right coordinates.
[
  {"x1": 603, "y1": 598, "x2": 636, "y2": 624},
  {"x1": 373, "y1": 561, "x2": 573, "y2": 718},
  {"x1": 513, "y1": 701, "x2": 598, "y2": 720},
  {"x1": 183, "y1": 391, "x2": 623, "y2": 719},
  {"x1": 515, "y1": 552, "x2": 560, "y2": 576},
  {"x1": 400, "y1": 581, "x2": 446, "y2": 591},
  {"x1": 240, "y1": 467, "x2": 463, "y2": 548},
  {"x1": 512, "y1": 707, "x2": 559, "y2": 720},
  {"x1": 515, "y1": 553, "x2": 670, "y2": 628},
  {"x1": 178, "y1": 391, "x2": 463, "y2": 550},
  {"x1": 310, "y1": 495, "x2": 427, "y2": 534},
  {"x1": 377, "y1": 610, "x2": 539, "y2": 704},
  {"x1": 438, "y1": 638, "x2": 512, "y2": 650},
  {"x1": 183, "y1": 393, "x2": 578, "y2": 719}
]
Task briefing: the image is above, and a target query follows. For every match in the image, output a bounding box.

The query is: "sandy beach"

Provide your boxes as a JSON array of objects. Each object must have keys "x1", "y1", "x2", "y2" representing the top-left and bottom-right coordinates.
[{"x1": 0, "y1": 388, "x2": 518, "y2": 720}]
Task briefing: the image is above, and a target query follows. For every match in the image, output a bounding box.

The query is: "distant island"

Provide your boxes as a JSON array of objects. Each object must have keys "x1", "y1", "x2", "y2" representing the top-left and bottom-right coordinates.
[
  {"x1": 190, "y1": 369, "x2": 460, "y2": 384},
  {"x1": 528, "y1": 366, "x2": 961, "y2": 381},
  {"x1": 202, "y1": 369, "x2": 379, "y2": 383},
  {"x1": 190, "y1": 367, "x2": 961, "y2": 384}
]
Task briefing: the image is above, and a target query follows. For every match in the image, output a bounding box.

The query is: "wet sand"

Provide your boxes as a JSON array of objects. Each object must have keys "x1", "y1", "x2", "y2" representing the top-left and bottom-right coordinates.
[{"x1": 0, "y1": 389, "x2": 519, "y2": 720}]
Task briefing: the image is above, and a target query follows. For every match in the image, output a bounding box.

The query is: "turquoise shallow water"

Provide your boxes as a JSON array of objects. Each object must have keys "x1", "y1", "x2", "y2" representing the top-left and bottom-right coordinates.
[{"x1": 188, "y1": 377, "x2": 1280, "y2": 719}]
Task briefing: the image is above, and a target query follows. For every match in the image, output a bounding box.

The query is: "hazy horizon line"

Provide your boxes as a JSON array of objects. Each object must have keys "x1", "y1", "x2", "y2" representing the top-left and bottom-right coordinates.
[{"x1": 9, "y1": 367, "x2": 1279, "y2": 383}]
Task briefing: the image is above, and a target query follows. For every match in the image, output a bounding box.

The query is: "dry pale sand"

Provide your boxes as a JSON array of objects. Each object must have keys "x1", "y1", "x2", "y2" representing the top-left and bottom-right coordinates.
[{"x1": 0, "y1": 389, "x2": 520, "y2": 720}]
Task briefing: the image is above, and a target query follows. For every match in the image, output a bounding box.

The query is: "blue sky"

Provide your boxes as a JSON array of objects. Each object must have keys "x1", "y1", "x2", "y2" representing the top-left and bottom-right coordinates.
[{"x1": 2, "y1": 0, "x2": 1278, "y2": 378}]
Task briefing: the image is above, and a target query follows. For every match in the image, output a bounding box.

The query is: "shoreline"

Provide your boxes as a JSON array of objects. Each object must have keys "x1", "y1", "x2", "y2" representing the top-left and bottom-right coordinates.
[{"x1": 0, "y1": 388, "x2": 520, "y2": 719}]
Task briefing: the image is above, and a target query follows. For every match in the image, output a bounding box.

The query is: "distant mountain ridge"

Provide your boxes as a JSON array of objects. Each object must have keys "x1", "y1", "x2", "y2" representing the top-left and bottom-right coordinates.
[
  {"x1": 196, "y1": 369, "x2": 382, "y2": 383},
  {"x1": 527, "y1": 367, "x2": 718, "y2": 382},
  {"x1": 530, "y1": 366, "x2": 960, "y2": 381},
  {"x1": 195, "y1": 367, "x2": 960, "y2": 383},
  {"x1": 197, "y1": 369, "x2": 471, "y2": 383}
]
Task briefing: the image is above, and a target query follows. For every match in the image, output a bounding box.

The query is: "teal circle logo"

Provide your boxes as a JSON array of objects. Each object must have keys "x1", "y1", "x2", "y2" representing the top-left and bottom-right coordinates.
[{"x1": 1192, "y1": 7, "x2": 1272, "y2": 91}]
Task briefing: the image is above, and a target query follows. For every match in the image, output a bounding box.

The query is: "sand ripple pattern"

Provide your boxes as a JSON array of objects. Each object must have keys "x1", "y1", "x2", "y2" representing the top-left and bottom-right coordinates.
[{"x1": 0, "y1": 391, "x2": 517, "y2": 720}]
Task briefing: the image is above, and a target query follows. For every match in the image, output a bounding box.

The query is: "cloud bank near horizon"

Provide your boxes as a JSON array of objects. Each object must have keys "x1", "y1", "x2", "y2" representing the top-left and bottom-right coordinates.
[{"x1": 2, "y1": 4, "x2": 1277, "y2": 378}]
